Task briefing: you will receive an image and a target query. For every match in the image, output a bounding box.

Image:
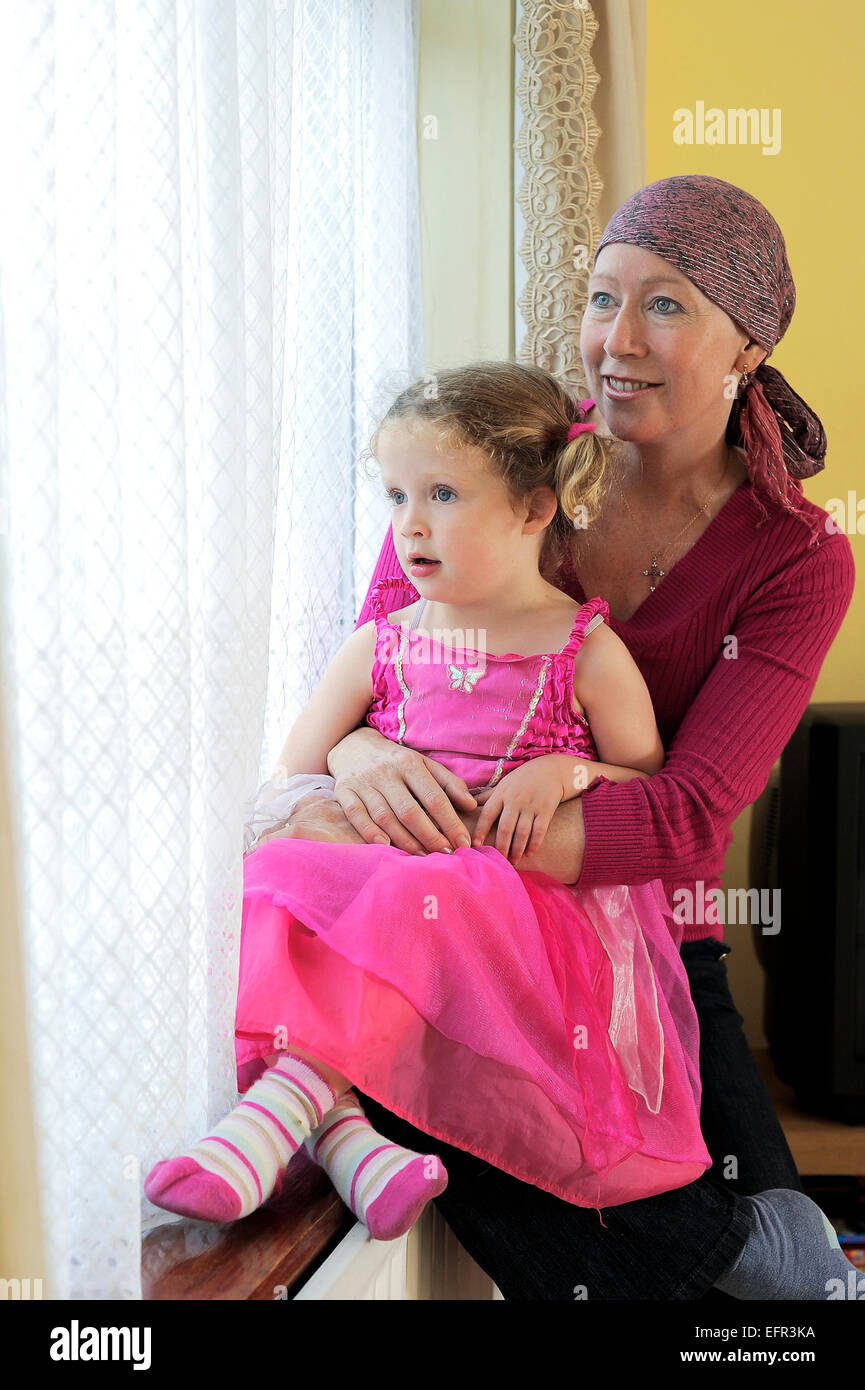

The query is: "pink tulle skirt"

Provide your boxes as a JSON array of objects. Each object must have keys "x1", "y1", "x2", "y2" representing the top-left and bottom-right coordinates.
[{"x1": 236, "y1": 839, "x2": 711, "y2": 1209}]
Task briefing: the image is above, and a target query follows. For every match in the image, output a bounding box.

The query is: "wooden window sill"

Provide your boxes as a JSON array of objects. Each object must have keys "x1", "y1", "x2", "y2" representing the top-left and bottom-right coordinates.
[{"x1": 141, "y1": 1147, "x2": 356, "y2": 1300}]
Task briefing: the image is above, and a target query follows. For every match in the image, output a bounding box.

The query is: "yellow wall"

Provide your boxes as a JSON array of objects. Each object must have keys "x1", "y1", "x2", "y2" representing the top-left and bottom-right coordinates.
[
  {"x1": 646, "y1": 1, "x2": 864, "y2": 1041},
  {"x1": 646, "y1": 0, "x2": 863, "y2": 694}
]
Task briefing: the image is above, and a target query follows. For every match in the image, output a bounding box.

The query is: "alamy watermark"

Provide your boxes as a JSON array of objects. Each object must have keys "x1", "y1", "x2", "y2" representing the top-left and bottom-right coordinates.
[
  {"x1": 376, "y1": 625, "x2": 488, "y2": 670},
  {"x1": 0, "y1": 1277, "x2": 43, "y2": 1299},
  {"x1": 824, "y1": 492, "x2": 865, "y2": 535},
  {"x1": 672, "y1": 880, "x2": 781, "y2": 935},
  {"x1": 49, "y1": 1321, "x2": 151, "y2": 1369},
  {"x1": 826, "y1": 1269, "x2": 865, "y2": 1299},
  {"x1": 673, "y1": 102, "x2": 781, "y2": 156}
]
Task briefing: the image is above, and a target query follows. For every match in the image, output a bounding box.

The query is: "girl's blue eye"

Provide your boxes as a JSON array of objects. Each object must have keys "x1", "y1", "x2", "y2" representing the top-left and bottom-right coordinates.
[{"x1": 384, "y1": 486, "x2": 456, "y2": 504}]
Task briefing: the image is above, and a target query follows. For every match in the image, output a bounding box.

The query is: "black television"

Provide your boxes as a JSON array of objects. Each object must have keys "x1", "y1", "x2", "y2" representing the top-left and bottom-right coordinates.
[{"x1": 749, "y1": 702, "x2": 865, "y2": 1123}]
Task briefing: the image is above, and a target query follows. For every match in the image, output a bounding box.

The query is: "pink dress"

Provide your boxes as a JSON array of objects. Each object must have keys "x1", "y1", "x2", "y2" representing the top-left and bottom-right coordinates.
[{"x1": 236, "y1": 577, "x2": 711, "y2": 1209}]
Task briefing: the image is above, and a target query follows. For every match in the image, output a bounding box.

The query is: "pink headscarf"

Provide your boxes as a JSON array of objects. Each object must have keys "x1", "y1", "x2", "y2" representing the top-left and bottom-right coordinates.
[{"x1": 594, "y1": 175, "x2": 826, "y2": 503}]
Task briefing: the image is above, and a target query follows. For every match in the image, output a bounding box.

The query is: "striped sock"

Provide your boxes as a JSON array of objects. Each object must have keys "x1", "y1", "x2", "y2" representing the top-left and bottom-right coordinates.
[
  {"x1": 305, "y1": 1091, "x2": 448, "y2": 1240},
  {"x1": 145, "y1": 1054, "x2": 338, "y2": 1223}
]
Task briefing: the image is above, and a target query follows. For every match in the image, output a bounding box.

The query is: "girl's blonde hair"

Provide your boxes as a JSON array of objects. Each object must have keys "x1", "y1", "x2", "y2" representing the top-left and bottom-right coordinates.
[{"x1": 367, "y1": 360, "x2": 614, "y2": 585}]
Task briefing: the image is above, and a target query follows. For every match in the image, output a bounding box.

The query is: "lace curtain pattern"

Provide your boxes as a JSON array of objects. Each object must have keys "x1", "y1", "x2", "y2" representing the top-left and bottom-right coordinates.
[
  {"x1": 0, "y1": 0, "x2": 421, "y2": 1299},
  {"x1": 514, "y1": 0, "x2": 604, "y2": 391}
]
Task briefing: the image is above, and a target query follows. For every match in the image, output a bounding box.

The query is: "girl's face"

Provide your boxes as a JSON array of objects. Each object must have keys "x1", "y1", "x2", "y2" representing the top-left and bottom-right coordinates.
[
  {"x1": 376, "y1": 419, "x2": 551, "y2": 604},
  {"x1": 580, "y1": 242, "x2": 755, "y2": 450}
]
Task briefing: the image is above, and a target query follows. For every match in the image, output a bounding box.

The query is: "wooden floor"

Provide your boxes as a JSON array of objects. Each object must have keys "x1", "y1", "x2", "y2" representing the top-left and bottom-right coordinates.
[{"x1": 752, "y1": 1048, "x2": 865, "y2": 1175}]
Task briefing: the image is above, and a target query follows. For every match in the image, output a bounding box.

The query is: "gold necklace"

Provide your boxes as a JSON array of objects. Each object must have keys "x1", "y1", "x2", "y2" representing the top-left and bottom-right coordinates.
[{"x1": 619, "y1": 453, "x2": 731, "y2": 592}]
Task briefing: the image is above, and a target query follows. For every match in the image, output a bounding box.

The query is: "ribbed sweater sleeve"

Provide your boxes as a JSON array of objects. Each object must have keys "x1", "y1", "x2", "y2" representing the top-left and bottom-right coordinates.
[{"x1": 577, "y1": 528, "x2": 856, "y2": 887}]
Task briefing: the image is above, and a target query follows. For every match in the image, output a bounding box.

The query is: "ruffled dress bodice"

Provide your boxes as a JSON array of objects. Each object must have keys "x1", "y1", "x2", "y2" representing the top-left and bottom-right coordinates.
[{"x1": 363, "y1": 576, "x2": 609, "y2": 794}]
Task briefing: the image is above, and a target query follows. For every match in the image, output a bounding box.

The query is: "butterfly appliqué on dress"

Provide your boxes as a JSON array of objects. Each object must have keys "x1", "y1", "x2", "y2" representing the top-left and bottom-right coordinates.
[{"x1": 446, "y1": 662, "x2": 486, "y2": 694}]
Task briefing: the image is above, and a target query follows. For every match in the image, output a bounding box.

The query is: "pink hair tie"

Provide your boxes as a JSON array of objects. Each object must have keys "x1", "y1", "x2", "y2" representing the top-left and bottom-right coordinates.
[{"x1": 567, "y1": 420, "x2": 595, "y2": 441}]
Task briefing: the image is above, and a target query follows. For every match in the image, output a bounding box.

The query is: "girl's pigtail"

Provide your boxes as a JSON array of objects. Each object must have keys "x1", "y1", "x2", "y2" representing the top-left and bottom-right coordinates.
[{"x1": 555, "y1": 430, "x2": 609, "y2": 533}]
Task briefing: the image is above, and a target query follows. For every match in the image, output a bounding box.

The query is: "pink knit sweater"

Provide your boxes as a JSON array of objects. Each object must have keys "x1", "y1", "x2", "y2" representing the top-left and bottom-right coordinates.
[{"x1": 353, "y1": 461, "x2": 855, "y2": 944}]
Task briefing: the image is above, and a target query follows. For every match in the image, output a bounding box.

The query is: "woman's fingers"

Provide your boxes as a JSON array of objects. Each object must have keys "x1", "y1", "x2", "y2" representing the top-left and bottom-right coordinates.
[
  {"x1": 425, "y1": 760, "x2": 479, "y2": 810},
  {"x1": 403, "y1": 759, "x2": 475, "y2": 849},
  {"x1": 339, "y1": 757, "x2": 473, "y2": 854},
  {"x1": 334, "y1": 776, "x2": 466, "y2": 856},
  {"x1": 336, "y1": 783, "x2": 426, "y2": 854},
  {"x1": 332, "y1": 751, "x2": 476, "y2": 855},
  {"x1": 383, "y1": 780, "x2": 470, "y2": 853}
]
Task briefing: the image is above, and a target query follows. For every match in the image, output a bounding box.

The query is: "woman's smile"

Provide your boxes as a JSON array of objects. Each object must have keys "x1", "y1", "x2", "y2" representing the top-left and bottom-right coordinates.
[{"x1": 603, "y1": 375, "x2": 662, "y2": 400}]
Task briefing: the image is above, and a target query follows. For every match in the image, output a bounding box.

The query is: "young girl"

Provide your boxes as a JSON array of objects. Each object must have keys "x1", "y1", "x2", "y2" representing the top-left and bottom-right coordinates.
[{"x1": 145, "y1": 361, "x2": 711, "y2": 1235}]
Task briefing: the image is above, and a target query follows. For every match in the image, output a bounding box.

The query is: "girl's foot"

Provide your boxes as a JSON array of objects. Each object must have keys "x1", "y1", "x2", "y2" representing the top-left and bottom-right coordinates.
[
  {"x1": 304, "y1": 1091, "x2": 448, "y2": 1240},
  {"x1": 144, "y1": 1054, "x2": 338, "y2": 1222}
]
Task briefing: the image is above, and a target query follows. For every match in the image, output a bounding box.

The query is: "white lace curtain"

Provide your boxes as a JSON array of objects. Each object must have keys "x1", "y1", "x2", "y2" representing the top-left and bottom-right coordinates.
[{"x1": 0, "y1": 0, "x2": 422, "y2": 1300}]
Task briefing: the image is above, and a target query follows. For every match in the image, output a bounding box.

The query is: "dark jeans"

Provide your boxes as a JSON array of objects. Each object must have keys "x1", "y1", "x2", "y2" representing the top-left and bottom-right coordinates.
[{"x1": 354, "y1": 938, "x2": 803, "y2": 1300}]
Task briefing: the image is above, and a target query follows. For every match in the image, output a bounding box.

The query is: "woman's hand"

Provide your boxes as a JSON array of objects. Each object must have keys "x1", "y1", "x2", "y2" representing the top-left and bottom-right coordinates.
[
  {"x1": 250, "y1": 771, "x2": 587, "y2": 883},
  {"x1": 326, "y1": 726, "x2": 477, "y2": 855},
  {"x1": 252, "y1": 794, "x2": 368, "y2": 847},
  {"x1": 471, "y1": 756, "x2": 575, "y2": 865}
]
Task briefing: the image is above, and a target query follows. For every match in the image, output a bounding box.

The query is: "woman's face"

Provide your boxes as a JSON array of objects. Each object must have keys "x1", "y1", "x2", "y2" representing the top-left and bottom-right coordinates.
[{"x1": 580, "y1": 242, "x2": 757, "y2": 449}]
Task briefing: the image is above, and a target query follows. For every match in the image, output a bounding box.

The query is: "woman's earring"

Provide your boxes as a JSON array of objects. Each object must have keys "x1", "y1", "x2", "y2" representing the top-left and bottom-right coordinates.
[{"x1": 738, "y1": 364, "x2": 750, "y2": 397}]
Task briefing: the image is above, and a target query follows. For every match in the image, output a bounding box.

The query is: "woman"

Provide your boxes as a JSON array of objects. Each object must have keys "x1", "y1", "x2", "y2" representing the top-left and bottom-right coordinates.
[{"x1": 258, "y1": 176, "x2": 855, "y2": 1299}]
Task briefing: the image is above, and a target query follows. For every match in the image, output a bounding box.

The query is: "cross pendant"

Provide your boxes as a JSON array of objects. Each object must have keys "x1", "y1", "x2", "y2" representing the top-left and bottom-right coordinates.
[{"x1": 642, "y1": 555, "x2": 666, "y2": 592}]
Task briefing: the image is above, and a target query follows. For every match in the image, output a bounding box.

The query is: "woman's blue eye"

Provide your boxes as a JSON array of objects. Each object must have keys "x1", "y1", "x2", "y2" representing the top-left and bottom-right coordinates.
[
  {"x1": 589, "y1": 292, "x2": 679, "y2": 314},
  {"x1": 433, "y1": 485, "x2": 456, "y2": 502}
]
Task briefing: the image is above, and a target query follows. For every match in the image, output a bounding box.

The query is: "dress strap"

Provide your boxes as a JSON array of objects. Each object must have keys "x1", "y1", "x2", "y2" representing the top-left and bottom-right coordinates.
[
  {"x1": 559, "y1": 595, "x2": 609, "y2": 660},
  {"x1": 367, "y1": 574, "x2": 421, "y2": 622}
]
